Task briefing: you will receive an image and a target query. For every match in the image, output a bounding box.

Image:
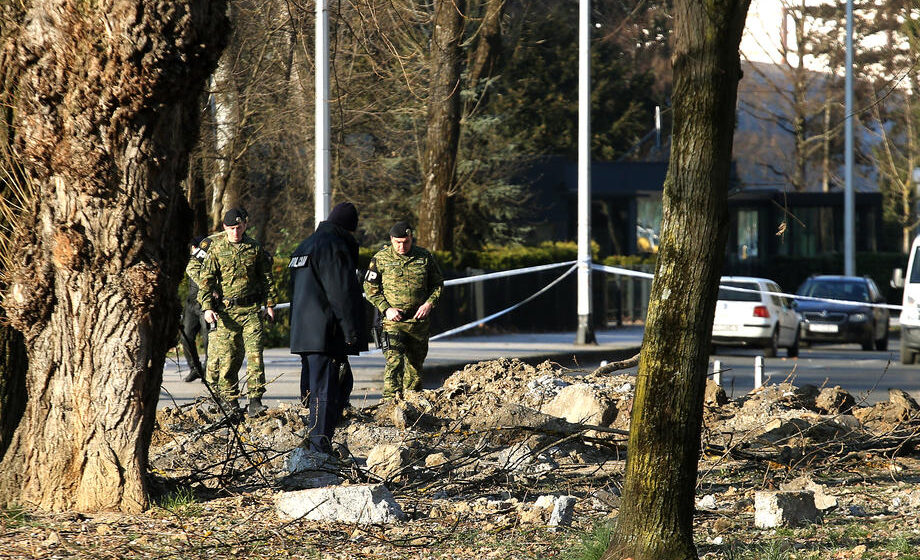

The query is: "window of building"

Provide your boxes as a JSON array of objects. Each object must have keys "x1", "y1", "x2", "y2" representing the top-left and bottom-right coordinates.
[{"x1": 737, "y1": 209, "x2": 759, "y2": 260}]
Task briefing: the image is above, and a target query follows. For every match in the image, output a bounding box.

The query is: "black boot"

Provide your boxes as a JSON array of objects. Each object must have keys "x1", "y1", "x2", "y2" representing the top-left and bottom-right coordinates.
[
  {"x1": 247, "y1": 397, "x2": 267, "y2": 417},
  {"x1": 183, "y1": 367, "x2": 202, "y2": 383}
]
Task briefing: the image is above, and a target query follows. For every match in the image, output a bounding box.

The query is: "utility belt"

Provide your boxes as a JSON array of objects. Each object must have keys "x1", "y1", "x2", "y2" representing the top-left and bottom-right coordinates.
[{"x1": 221, "y1": 293, "x2": 262, "y2": 309}]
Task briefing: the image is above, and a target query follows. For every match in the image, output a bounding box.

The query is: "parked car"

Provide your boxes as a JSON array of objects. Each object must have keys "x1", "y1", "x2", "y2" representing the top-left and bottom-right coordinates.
[
  {"x1": 795, "y1": 275, "x2": 889, "y2": 351},
  {"x1": 711, "y1": 276, "x2": 801, "y2": 357}
]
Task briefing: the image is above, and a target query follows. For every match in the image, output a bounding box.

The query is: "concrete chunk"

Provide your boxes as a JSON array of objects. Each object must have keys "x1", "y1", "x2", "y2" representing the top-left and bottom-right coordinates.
[
  {"x1": 780, "y1": 476, "x2": 838, "y2": 511},
  {"x1": 275, "y1": 484, "x2": 406, "y2": 524},
  {"x1": 548, "y1": 496, "x2": 576, "y2": 527},
  {"x1": 754, "y1": 490, "x2": 820, "y2": 528}
]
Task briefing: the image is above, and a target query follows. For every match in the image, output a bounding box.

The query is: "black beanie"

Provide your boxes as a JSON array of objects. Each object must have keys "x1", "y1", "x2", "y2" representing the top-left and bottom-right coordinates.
[
  {"x1": 223, "y1": 207, "x2": 248, "y2": 226},
  {"x1": 327, "y1": 202, "x2": 358, "y2": 232},
  {"x1": 389, "y1": 221, "x2": 412, "y2": 238}
]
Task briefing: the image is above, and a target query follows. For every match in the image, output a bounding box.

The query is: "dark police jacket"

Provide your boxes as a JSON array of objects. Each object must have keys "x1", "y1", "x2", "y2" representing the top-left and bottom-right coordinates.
[{"x1": 288, "y1": 221, "x2": 368, "y2": 356}]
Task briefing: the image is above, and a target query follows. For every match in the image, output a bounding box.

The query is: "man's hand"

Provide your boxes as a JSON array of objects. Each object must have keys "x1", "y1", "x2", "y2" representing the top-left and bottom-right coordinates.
[
  {"x1": 385, "y1": 307, "x2": 404, "y2": 321},
  {"x1": 265, "y1": 306, "x2": 275, "y2": 322},
  {"x1": 413, "y1": 301, "x2": 434, "y2": 320},
  {"x1": 204, "y1": 309, "x2": 218, "y2": 324}
]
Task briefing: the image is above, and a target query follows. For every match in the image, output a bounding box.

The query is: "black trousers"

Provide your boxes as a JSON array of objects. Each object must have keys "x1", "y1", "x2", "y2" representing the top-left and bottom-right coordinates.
[
  {"x1": 180, "y1": 301, "x2": 208, "y2": 373},
  {"x1": 299, "y1": 353, "x2": 353, "y2": 453}
]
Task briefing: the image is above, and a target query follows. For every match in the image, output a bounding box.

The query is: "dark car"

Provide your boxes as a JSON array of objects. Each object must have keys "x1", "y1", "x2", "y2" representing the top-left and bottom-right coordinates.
[{"x1": 795, "y1": 275, "x2": 889, "y2": 351}]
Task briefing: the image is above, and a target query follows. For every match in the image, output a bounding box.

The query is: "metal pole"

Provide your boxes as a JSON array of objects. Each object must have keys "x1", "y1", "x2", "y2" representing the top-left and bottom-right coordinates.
[
  {"x1": 314, "y1": 0, "x2": 331, "y2": 229},
  {"x1": 713, "y1": 360, "x2": 721, "y2": 387},
  {"x1": 844, "y1": 0, "x2": 855, "y2": 275},
  {"x1": 754, "y1": 355, "x2": 764, "y2": 389},
  {"x1": 576, "y1": 0, "x2": 595, "y2": 344}
]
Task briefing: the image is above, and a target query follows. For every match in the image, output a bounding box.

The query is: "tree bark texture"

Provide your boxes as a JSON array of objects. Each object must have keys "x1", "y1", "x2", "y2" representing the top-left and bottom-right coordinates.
[
  {"x1": 418, "y1": 0, "x2": 465, "y2": 251},
  {"x1": 605, "y1": 1, "x2": 750, "y2": 559},
  {"x1": 0, "y1": 0, "x2": 227, "y2": 512}
]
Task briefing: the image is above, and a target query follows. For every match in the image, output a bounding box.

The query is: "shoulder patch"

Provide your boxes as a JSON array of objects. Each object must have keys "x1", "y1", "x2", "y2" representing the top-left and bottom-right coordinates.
[
  {"x1": 199, "y1": 237, "x2": 212, "y2": 252},
  {"x1": 364, "y1": 269, "x2": 380, "y2": 284},
  {"x1": 289, "y1": 254, "x2": 310, "y2": 268}
]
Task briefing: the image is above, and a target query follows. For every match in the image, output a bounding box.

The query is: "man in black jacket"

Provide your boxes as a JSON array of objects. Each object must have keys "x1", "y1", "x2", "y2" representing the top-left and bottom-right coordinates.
[{"x1": 288, "y1": 202, "x2": 367, "y2": 455}]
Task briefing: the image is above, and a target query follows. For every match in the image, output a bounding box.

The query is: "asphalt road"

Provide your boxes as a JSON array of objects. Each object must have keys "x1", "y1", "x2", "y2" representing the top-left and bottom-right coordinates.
[
  {"x1": 159, "y1": 327, "x2": 645, "y2": 410},
  {"x1": 159, "y1": 326, "x2": 920, "y2": 410}
]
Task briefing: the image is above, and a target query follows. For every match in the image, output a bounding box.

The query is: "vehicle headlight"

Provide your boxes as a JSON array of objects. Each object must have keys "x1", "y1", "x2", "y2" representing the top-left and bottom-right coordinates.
[{"x1": 849, "y1": 312, "x2": 868, "y2": 322}]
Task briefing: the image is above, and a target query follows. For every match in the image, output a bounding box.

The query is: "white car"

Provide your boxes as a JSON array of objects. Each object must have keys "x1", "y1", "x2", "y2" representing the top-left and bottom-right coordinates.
[{"x1": 711, "y1": 276, "x2": 800, "y2": 358}]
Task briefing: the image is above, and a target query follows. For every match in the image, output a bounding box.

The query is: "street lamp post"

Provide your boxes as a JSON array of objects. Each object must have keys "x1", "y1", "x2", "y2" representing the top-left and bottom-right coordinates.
[{"x1": 576, "y1": 0, "x2": 596, "y2": 344}]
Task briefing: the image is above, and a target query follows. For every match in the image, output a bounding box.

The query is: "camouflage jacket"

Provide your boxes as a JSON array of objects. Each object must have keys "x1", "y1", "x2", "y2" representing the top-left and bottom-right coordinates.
[
  {"x1": 197, "y1": 232, "x2": 278, "y2": 312},
  {"x1": 364, "y1": 244, "x2": 443, "y2": 320}
]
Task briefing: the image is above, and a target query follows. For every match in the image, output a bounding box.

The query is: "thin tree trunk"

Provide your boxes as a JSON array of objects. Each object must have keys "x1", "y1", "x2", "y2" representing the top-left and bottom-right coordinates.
[
  {"x1": 467, "y1": 0, "x2": 503, "y2": 92},
  {"x1": 604, "y1": 1, "x2": 750, "y2": 559},
  {"x1": 418, "y1": 0, "x2": 465, "y2": 251},
  {"x1": 0, "y1": 0, "x2": 227, "y2": 513}
]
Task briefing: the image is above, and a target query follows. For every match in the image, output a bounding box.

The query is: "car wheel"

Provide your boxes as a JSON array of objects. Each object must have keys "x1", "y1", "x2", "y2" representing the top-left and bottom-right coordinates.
[
  {"x1": 787, "y1": 330, "x2": 799, "y2": 358},
  {"x1": 901, "y1": 337, "x2": 916, "y2": 365},
  {"x1": 764, "y1": 328, "x2": 778, "y2": 358},
  {"x1": 875, "y1": 332, "x2": 888, "y2": 351}
]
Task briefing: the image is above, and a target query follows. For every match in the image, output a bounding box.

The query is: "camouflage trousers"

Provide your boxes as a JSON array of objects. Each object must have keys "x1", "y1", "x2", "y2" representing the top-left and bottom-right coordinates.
[
  {"x1": 206, "y1": 303, "x2": 265, "y2": 402},
  {"x1": 382, "y1": 320, "x2": 429, "y2": 400}
]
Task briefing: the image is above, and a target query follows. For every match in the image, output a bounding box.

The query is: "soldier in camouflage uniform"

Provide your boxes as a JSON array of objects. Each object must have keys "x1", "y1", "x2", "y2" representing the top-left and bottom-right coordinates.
[
  {"x1": 198, "y1": 208, "x2": 278, "y2": 417},
  {"x1": 364, "y1": 221, "x2": 443, "y2": 400}
]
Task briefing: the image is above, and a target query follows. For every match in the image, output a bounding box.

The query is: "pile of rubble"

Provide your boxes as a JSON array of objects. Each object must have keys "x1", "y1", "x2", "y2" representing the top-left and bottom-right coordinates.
[{"x1": 151, "y1": 357, "x2": 920, "y2": 529}]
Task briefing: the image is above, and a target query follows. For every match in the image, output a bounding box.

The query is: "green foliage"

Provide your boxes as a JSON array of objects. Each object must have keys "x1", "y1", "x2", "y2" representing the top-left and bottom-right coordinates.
[
  {"x1": 467, "y1": 241, "x2": 582, "y2": 270},
  {"x1": 361, "y1": 241, "x2": 591, "y2": 272},
  {"x1": 563, "y1": 520, "x2": 614, "y2": 560},
  {"x1": 601, "y1": 254, "x2": 658, "y2": 267}
]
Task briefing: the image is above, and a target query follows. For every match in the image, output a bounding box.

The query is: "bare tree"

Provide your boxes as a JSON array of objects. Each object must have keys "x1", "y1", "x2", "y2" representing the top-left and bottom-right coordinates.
[
  {"x1": 604, "y1": 0, "x2": 751, "y2": 558},
  {"x1": 417, "y1": 0, "x2": 466, "y2": 251},
  {"x1": 736, "y1": 0, "x2": 841, "y2": 192},
  {"x1": 0, "y1": 0, "x2": 227, "y2": 512}
]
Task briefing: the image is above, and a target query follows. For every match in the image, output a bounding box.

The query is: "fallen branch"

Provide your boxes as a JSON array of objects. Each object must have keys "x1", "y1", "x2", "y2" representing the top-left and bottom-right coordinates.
[{"x1": 589, "y1": 352, "x2": 640, "y2": 377}]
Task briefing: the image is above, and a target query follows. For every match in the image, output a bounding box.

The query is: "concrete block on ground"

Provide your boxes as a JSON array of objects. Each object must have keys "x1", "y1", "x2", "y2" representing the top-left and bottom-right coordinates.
[
  {"x1": 548, "y1": 496, "x2": 576, "y2": 527},
  {"x1": 754, "y1": 490, "x2": 819, "y2": 528},
  {"x1": 275, "y1": 484, "x2": 406, "y2": 524}
]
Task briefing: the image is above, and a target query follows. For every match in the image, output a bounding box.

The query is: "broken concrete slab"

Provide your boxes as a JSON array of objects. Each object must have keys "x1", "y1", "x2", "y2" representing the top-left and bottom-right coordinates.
[
  {"x1": 541, "y1": 383, "x2": 616, "y2": 427},
  {"x1": 548, "y1": 496, "x2": 576, "y2": 527},
  {"x1": 366, "y1": 443, "x2": 411, "y2": 481},
  {"x1": 275, "y1": 484, "x2": 406, "y2": 524},
  {"x1": 754, "y1": 490, "x2": 820, "y2": 528}
]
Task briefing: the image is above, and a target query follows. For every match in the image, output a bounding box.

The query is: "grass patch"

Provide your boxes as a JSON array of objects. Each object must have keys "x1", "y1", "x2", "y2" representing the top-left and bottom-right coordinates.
[
  {"x1": 155, "y1": 486, "x2": 202, "y2": 516},
  {"x1": 563, "y1": 520, "x2": 614, "y2": 560},
  {"x1": 0, "y1": 504, "x2": 29, "y2": 528},
  {"x1": 722, "y1": 538, "x2": 794, "y2": 560}
]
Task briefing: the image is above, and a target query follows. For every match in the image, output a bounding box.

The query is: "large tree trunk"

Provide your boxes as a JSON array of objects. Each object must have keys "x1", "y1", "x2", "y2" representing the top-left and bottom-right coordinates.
[
  {"x1": 604, "y1": 1, "x2": 750, "y2": 559},
  {"x1": 0, "y1": 0, "x2": 227, "y2": 513},
  {"x1": 417, "y1": 0, "x2": 465, "y2": 251}
]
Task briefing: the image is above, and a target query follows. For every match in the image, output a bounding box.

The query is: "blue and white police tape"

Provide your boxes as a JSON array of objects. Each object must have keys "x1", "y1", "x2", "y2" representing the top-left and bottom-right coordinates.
[{"x1": 590, "y1": 262, "x2": 903, "y2": 312}]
